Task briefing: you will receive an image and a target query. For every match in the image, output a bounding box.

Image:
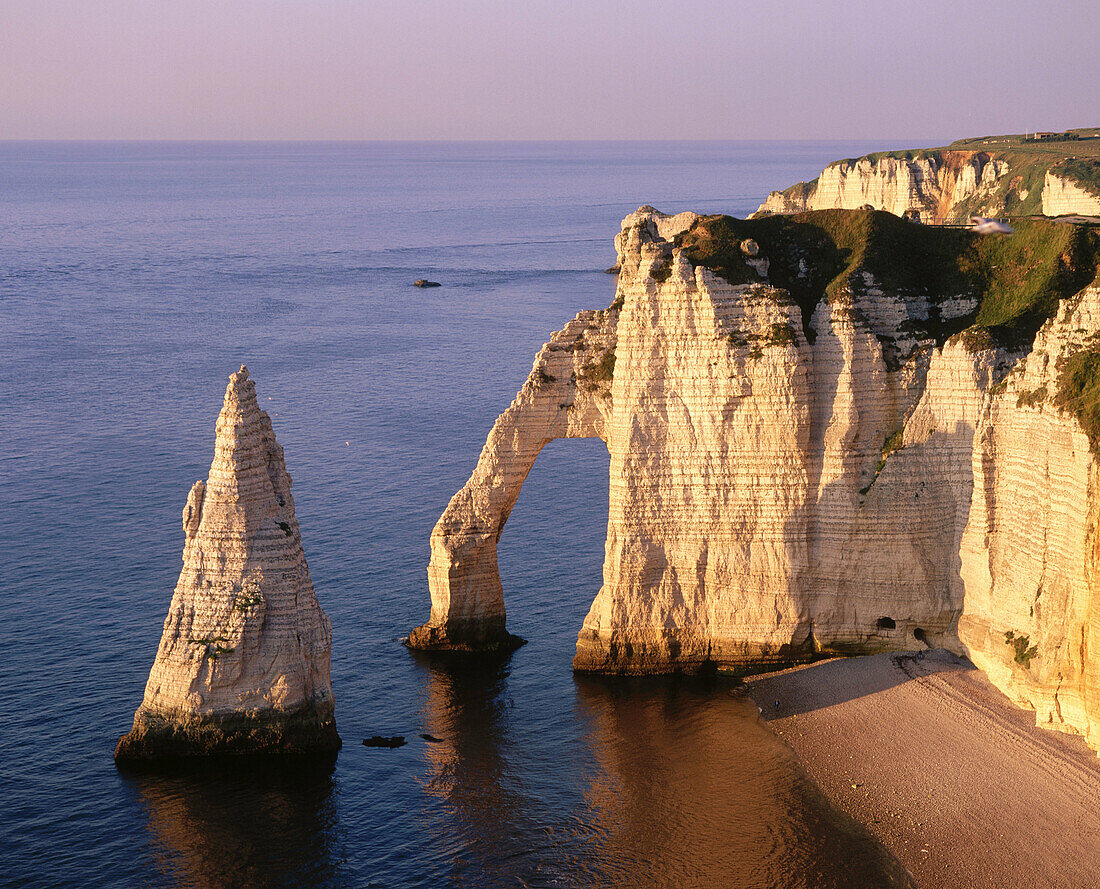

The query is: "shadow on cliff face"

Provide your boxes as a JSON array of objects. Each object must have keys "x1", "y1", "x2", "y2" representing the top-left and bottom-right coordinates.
[
  {"x1": 787, "y1": 401, "x2": 979, "y2": 663},
  {"x1": 571, "y1": 674, "x2": 914, "y2": 888},
  {"x1": 747, "y1": 650, "x2": 977, "y2": 719},
  {"x1": 117, "y1": 755, "x2": 344, "y2": 889}
]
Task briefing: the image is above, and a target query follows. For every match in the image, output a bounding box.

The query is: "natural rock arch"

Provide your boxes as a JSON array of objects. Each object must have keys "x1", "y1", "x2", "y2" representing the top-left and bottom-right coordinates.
[
  {"x1": 406, "y1": 308, "x2": 619, "y2": 651},
  {"x1": 408, "y1": 203, "x2": 1100, "y2": 753}
]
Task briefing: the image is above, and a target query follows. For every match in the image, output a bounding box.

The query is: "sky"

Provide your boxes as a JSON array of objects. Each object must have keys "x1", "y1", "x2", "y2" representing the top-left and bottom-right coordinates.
[{"x1": 2, "y1": 0, "x2": 1097, "y2": 141}]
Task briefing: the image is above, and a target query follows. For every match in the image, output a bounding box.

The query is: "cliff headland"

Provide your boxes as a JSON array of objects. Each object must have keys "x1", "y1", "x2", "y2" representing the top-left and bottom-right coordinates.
[
  {"x1": 411, "y1": 203, "x2": 1100, "y2": 755},
  {"x1": 755, "y1": 128, "x2": 1100, "y2": 222}
]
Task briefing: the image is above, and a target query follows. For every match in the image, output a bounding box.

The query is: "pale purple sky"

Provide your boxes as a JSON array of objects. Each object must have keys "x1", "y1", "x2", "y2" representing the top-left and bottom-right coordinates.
[{"x1": 3, "y1": 0, "x2": 1097, "y2": 141}]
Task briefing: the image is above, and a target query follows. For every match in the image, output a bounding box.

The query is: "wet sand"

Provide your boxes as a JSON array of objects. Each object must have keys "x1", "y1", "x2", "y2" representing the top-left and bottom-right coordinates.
[{"x1": 746, "y1": 650, "x2": 1100, "y2": 889}]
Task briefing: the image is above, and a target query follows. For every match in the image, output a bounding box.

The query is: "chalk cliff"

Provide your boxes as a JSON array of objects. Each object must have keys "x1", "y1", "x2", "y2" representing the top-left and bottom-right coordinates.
[
  {"x1": 116, "y1": 366, "x2": 339, "y2": 759},
  {"x1": 756, "y1": 133, "x2": 1100, "y2": 223},
  {"x1": 1042, "y1": 171, "x2": 1100, "y2": 216},
  {"x1": 756, "y1": 151, "x2": 1008, "y2": 223},
  {"x1": 411, "y1": 206, "x2": 1100, "y2": 751},
  {"x1": 958, "y1": 288, "x2": 1100, "y2": 749}
]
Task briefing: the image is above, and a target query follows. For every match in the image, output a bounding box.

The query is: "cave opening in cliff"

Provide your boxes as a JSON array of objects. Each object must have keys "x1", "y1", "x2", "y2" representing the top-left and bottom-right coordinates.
[
  {"x1": 494, "y1": 437, "x2": 610, "y2": 656},
  {"x1": 876, "y1": 617, "x2": 896, "y2": 630}
]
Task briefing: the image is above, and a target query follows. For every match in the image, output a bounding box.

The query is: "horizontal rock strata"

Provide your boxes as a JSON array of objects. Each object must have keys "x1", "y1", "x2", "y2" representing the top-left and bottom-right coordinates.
[
  {"x1": 416, "y1": 206, "x2": 1100, "y2": 752},
  {"x1": 117, "y1": 366, "x2": 339, "y2": 759},
  {"x1": 958, "y1": 287, "x2": 1100, "y2": 749}
]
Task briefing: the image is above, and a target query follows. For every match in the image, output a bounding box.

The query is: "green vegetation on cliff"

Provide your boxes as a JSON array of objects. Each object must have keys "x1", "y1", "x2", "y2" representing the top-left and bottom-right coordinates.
[
  {"x1": 1053, "y1": 343, "x2": 1100, "y2": 452},
  {"x1": 676, "y1": 209, "x2": 1099, "y2": 350},
  {"x1": 673, "y1": 207, "x2": 1100, "y2": 453},
  {"x1": 578, "y1": 349, "x2": 615, "y2": 388},
  {"x1": 777, "y1": 178, "x2": 819, "y2": 204},
  {"x1": 1004, "y1": 630, "x2": 1039, "y2": 669},
  {"x1": 950, "y1": 129, "x2": 1100, "y2": 154},
  {"x1": 834, "y1": 147, "x2": 938, "y2": 166},
  {"x1": 1052, "y1": 157, "x2": 1100, "y2": 200},
  {"x1": 947, "y1": 134, "x2": 1100, "y2": 218}
]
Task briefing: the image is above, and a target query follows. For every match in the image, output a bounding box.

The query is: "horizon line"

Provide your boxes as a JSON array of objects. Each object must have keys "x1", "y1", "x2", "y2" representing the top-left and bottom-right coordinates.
[{"x1": 0, "y1": 136, "x2": 952, "y2": 144}]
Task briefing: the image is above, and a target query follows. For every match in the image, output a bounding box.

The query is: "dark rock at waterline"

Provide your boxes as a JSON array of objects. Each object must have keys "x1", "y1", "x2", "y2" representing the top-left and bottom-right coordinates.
[
  {"x1": 115, "y1": 704, "x2": 341, "y2": 761},
  {"x1": 605, "y1": 265, "x2": 620, "y2": 274},
  {"x1": 405, "y1": 622, "x2": 526, "y2": 653},
  {"x1": 413, "y1": 279, "x2": 441, "y2": 288},
  {"x1": 363, "y1": 735, "x2": 406, "y2": 748},
  {"x1": 419, "y1": 733, "x2": 444, "y2": 743}
]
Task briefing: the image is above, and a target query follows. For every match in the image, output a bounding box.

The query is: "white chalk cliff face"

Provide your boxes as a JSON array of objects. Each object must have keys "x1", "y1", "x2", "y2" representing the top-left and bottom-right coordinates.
[
  {"x1": 117, "y1": 366, "x2": 338, "y2": 759},
  {"x1": 411, "y1": 207, "x2": 1100, "y2": 752},
  {"x1": 756, "y1": 151, "x2": 1008, "y2": 223},
  {"x1": 958, "y1": 288, "x2": 1100, "y2": 750},
  {"x1": 1042, "y1": 171, "x2": 1100, "y2": 216}
]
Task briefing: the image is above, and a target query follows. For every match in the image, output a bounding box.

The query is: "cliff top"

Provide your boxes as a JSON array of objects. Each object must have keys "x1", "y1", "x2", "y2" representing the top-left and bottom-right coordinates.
[
  {"x1": 949, "y1": 128, "x2": 1100, "y2": 152},
  {"x1": 833, "y1": 128, "x2": 1100, "y2": 165},
  {"x1": 674, "y1": 209, "x2": 1099, "y2": 350}
]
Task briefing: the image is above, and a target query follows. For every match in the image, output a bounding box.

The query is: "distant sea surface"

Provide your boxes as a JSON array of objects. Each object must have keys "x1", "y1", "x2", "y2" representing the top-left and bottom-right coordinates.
[{"x1": 2, "y1": 141, "x2": 913, "y2": 888}]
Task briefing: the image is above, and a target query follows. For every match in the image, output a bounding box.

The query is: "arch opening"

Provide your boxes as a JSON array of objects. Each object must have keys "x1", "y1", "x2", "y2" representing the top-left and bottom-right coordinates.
[
  {"x1": 496, "y1": 438, "x2": 611, "y2": 657},
  {"x1": 406, "y1": 304, "x2": 620, "y2": 653}
]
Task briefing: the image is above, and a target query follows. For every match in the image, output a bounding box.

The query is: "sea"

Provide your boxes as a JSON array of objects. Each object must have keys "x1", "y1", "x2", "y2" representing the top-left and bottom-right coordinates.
[{"x1": 1, "y1": 141, "x2": 915, "y2": 888}]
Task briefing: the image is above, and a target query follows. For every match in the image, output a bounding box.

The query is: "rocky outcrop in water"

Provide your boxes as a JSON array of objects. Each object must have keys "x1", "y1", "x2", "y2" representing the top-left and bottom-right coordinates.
[
  {"x1": 412, "y1": 206, "x2": 1100, "y2": 752},
  {"x1": 116, "y1": 366, "x2": 339, "y2": 759}
]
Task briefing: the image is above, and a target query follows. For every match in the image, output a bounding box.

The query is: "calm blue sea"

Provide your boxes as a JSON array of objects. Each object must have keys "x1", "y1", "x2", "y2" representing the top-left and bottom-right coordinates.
[{"x1": 1, "y1": 141, "x2": 911, "y2": 888}]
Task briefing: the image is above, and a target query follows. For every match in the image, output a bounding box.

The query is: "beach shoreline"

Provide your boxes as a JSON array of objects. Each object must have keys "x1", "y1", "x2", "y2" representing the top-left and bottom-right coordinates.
[{"x1": 746, "y1": 650, "x2": 1100, "y2": 888}]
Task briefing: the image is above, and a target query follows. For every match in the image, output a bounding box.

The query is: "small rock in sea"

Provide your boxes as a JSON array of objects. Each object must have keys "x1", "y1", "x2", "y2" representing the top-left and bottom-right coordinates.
[
  {"x1": 604, "y1": 265, "x2": 621, "y2": 275},
  {"x1": 363, "y1": 735, "x2": 406, "y2": 748},
  {"x1": 419, "y1": 733, "x2": 444, "y2": 743},
  {"x1": 413, "y1": 279, "x2": 441, "y2": 288}
]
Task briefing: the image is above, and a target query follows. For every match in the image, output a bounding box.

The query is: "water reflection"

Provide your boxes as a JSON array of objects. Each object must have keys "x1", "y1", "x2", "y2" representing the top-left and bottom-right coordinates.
[
  {"x1": 119, "y1": 756, "x2": 345, "y2": 889},
  {"x1": 410, "y1": 653, "x2": 911, "y2": 889},
  {"x1": 412, "y1": 651, "x2": 563, "y2": 887},
  {"x1": 573, "y1": 676, "x2": 914, "y2": 889}
]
